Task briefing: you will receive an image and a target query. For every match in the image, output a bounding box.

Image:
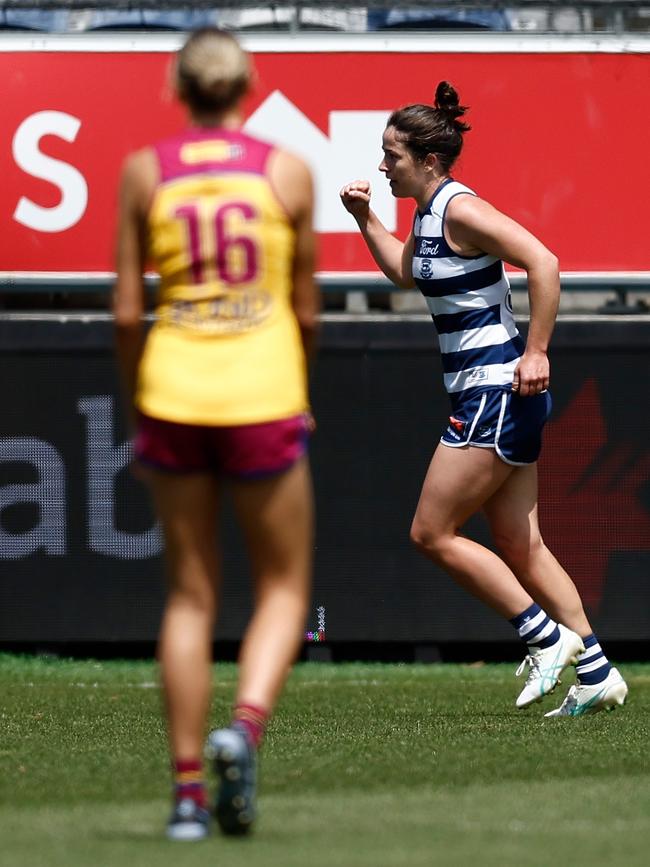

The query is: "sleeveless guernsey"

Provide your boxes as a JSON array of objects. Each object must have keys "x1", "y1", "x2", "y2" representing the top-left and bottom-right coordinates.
[
  {"x1": 136, "y1": 127, "x2": 307, "y2": 426},
  {"x1": 412, "y1": 178, "x2": 525, "y2": 397}
]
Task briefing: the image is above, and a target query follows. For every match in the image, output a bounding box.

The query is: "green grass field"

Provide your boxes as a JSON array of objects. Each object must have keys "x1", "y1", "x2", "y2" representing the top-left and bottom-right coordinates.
[{"x1": 1, "y1": 654, "x2": 649, "y2": 867}]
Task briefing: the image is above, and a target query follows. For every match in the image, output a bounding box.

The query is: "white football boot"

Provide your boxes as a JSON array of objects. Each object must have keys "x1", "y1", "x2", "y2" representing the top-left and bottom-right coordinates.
[
  {"x1": 515, "y1": 624, "x2": 585, "y2": 709},
  {"x1": 544, "y1": 667, "x2": 628, "y2": 717}
]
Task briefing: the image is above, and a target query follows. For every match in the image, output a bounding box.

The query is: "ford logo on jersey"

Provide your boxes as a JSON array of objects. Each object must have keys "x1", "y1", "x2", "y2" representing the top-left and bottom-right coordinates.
[{"x1": 419, "y1": 238, "x2": 440, "y2": 256}]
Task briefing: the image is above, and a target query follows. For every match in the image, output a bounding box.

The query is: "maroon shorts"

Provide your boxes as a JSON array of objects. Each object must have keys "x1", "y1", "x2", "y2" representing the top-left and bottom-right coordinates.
[{"x1": 134, "y1": 413, "x2": 309, "y2": 478}]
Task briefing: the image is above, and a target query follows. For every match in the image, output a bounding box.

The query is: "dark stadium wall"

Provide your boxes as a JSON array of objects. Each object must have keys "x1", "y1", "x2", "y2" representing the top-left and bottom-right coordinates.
[{"x1": 1, "y1": 317, "x2": 649, "y2": 645}]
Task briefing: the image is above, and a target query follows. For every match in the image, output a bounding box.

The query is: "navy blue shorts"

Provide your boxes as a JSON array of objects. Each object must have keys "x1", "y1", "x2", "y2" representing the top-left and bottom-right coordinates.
[{"x1": 440, "y1": 388, "x2": 552, "y2": 465}]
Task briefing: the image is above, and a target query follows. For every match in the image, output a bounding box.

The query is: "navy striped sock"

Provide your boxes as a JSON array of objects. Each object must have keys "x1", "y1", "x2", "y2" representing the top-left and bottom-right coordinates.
[
  {"x1": 575, "y1": 633, "x2": 611, "y2": 685},
  {"x1": 510, "y1": 602, "x2": 561, "y2": 650}
]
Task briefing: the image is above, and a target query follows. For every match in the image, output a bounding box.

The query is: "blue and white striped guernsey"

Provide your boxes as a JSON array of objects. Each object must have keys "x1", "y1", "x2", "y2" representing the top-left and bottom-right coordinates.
[{"x1": 412, "y1": 178, "x2": 525, "y2": 397}]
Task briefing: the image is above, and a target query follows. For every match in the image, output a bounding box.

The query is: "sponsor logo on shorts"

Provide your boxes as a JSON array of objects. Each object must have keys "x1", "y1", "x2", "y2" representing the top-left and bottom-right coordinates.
[
  {"x1": 476, "y1": 426, "x2": 493, "y2": 439},
  {"x1": 449, "y1": 416, "x2": 465, "y2": 434}
]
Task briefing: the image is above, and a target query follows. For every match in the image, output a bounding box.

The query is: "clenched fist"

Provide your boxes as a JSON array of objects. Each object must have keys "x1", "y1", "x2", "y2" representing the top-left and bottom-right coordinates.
[{"x1": 340, "y1": 180, "x2": 372, "y2": 221}]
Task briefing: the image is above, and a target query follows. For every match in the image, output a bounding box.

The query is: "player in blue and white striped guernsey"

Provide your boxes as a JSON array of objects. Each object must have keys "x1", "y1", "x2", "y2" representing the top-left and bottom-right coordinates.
[{"x1": 340, "y1": 80, "x2": 627, "y2": 716}]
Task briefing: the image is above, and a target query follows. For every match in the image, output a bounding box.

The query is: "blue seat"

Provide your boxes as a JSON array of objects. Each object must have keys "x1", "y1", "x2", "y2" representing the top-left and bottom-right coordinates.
[
  {"x1": 368, "y1": 7, "x2": 510, "y2": 31},
  {"x1": 82, "y1": 10, "x2": 218, "y2": 32},
  {"x1": 0, "y1": 10, "x2": 70, "y2": 31}
]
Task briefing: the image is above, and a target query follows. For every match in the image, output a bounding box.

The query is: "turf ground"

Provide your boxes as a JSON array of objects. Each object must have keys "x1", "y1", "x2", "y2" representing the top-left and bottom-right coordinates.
[{"x1": 1, "y1": 654, "x2": 648, "y2": 867}]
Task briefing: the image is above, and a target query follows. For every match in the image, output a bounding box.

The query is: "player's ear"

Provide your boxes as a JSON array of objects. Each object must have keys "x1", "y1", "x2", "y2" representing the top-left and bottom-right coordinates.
[{"x1": 423, "y1": 153, "x2": 439, "y2": 173}]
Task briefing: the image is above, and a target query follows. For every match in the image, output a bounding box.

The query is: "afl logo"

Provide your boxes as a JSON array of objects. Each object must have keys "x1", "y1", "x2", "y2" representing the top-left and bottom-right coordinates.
[{"x1": 420, "y1": 259, "x2": 433, "y2": 279}]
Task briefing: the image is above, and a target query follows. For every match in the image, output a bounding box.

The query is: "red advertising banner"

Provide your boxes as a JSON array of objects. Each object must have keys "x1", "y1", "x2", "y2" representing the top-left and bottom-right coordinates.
[{"x1": 2, "y1": 38, "x2": 649, "y2": 276}]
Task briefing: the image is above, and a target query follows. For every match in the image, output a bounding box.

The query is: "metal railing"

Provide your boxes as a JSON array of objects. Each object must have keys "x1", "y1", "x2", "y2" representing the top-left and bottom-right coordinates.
[{"x1": 1, "y1": 271, "x2": 648, "y2": 314}]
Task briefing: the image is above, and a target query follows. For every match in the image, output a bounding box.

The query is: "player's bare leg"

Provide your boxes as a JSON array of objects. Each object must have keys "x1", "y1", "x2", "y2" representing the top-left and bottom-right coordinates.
[
  {"x1": 206, "y1": 456, "x2": 313, "y2": 835},
  {"x1": 411, "y1": 444, "x2": 584, "y2": 707},
  {"x1": 483, "y1": 462, "x2": 591, "y2": 635},
  {"x1": 232, "y1": 456, "x2": 312, "y2": 709},
  {"x1": 485, "y1": 462, "x2": 627, "y2": 715},
  {"x1": 149, "y1": 471, "x2": 221, "y2": 840},
  {"x1": 410, "y1": 444, "x2": 534, "y2": 617}
]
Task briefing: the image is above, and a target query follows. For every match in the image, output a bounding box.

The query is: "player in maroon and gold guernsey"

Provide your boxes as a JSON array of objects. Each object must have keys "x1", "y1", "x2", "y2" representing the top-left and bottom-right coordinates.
[{"x1": 113, "y1": 28, "x2": 319, "y2": 841}]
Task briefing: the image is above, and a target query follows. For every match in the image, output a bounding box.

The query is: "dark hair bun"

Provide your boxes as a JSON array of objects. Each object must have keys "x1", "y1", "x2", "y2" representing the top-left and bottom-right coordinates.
[{"x1": 434, "y1": 81, "x2": 471, "y2": 131}]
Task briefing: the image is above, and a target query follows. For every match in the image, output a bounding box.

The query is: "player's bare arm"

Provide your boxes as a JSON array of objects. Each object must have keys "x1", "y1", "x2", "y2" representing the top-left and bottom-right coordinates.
[
  {"x1": 340, "y1": 180, "x2": 416, "y2": 289},
  {"x1": 113, "y1": 148, "x2": 157, "y2": 421},
  {"x1": 445, "y1": 194, "x2": 559, "y2": 396},
  {"x1": 269, "y1": 149, "x2": 320, "y2": 361}
]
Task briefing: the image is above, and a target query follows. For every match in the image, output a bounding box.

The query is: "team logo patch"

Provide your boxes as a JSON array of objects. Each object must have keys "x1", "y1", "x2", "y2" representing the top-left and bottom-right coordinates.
[{"x1": 420, "y1": 259, "x2": 433, "y2": 279}]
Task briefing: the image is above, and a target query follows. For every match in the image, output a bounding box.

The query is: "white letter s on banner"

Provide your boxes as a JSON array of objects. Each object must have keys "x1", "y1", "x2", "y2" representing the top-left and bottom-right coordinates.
[{"x1": 12, "y1": 110, "x2": 88, "y2": 233}]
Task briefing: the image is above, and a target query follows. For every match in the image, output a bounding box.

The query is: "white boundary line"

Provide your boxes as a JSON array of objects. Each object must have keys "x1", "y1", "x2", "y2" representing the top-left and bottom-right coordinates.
[{"x1": 0, "y1": 32, "x2": 649, "y2": 54}]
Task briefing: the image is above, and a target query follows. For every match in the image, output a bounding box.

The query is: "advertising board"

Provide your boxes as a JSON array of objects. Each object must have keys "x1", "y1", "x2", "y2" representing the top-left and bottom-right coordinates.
[{"x1": 2, "y1": 34, "x2": 649, "y2": 278}]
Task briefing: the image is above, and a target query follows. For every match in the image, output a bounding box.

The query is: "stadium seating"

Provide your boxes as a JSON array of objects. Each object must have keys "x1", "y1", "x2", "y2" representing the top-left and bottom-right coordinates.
[
  {"x1": 367, "y1": 6, "x2": 510, "y2": 31},
  {"x1": 1, "y1": 4, "x2": 648, "y2": 34},
  {"x1": 0, "y1": 9, "x2": 69, "y2": 30}
]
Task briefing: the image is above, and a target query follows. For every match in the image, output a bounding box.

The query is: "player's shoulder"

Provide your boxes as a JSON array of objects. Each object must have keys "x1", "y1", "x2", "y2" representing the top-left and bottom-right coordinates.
[
  {"x1": 446, "y1": 189, "x2": 494, "y2": 227},
  {"x1": 266, "y1": 147, "x2": 314, "y2": 221},
  {"x1": 121, "y1": 146, "x2": 157, "y2": 180},
  {"x1": 268, "y1": 147, "x2": 312, "y2": 184},
  {"x1": 119, "y1": 146, "x2": 159, "y2": 209}
]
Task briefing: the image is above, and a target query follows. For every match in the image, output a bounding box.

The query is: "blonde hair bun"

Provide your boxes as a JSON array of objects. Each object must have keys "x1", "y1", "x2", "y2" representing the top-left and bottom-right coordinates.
[{"x1": 176, "y1": 28, "x2": 251, "y2": 112}]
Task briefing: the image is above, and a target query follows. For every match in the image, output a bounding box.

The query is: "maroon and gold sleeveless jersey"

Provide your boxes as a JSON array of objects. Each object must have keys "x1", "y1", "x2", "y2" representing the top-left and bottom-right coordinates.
[{"x1": 136, "y1": 127, "x2": 308, "y2": 425}]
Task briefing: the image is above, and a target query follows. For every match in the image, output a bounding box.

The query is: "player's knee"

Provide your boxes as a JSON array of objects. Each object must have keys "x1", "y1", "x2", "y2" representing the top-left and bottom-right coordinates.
[
  {"x1": 168, "y1": 582, "x2": 217, "y2": 617},
  {"x1": 410, "y1": 520, "x2": 449, "y2": 563},
  {"x1": 492, "y1": 526, "x2": 544, "y2": 572}
]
